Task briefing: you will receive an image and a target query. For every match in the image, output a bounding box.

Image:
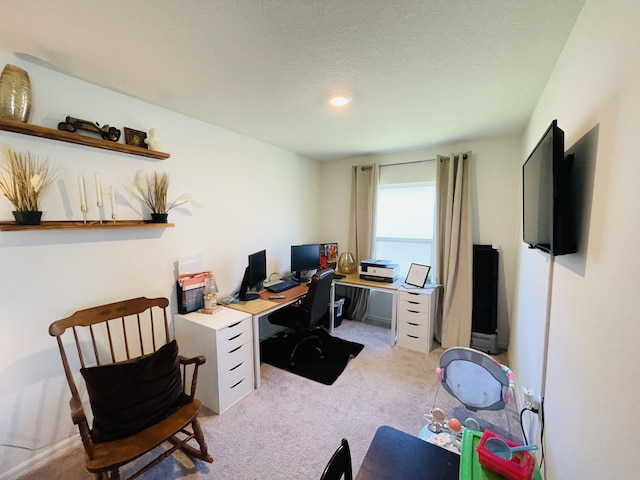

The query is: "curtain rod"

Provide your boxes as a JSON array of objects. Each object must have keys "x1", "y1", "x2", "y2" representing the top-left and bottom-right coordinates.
[
  {"x1": 379, "y1": 153, "x2": 467, "y2": 169},
  {"x1": 360, "y1": 153, "x2": 468, "y2": 170}
]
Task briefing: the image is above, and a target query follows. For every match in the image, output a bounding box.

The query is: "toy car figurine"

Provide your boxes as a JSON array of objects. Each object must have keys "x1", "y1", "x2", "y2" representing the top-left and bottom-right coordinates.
[{"x1": 57, "y1": 116, "x2": 121, "y2": 142}]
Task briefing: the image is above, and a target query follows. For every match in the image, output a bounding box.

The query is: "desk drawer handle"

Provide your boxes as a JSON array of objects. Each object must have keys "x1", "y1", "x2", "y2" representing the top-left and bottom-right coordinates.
[
  {"x1": 229, "y1": 361, "x2": 244, "y2": 372},
  {"x1": 407, "y1": 334, "x2": 419, "y2": 339},
  {"x1": 227, "y1": 321, "x2": 243, "y2": 329},
  {"x1": 230, "y1": 378, "x2": 245, "y2": 389},
  {"x1": 407, "y1": 322, "x2": 419, "y2": 326},
  {"x1": 407, "y1": 309, "x2": 420, "y2": 314},
  {"x1": 228, "y1": 345, "x2": 243, "y2": 354},
  {"x1": 228, "y1": 333, "x2": 243, "y2": 342}
]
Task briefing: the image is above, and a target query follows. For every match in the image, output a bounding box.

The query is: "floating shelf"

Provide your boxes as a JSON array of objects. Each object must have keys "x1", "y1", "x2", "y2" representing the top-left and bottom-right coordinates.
[
  {"x1": 0, "y1": 220, "x2": 175, "y2": 232},
  {"x1": 0, "y1": 119, "x2": 170, "y2": 160}
]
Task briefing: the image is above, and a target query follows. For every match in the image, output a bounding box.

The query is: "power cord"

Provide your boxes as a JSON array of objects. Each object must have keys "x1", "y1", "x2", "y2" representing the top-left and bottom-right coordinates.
[{"x1": 519, "y1": 397, "x2": 545, "y2": 474}]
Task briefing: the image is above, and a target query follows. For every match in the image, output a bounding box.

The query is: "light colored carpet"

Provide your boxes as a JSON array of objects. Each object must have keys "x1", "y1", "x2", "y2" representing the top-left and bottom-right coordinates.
[{"x1": 20, "y1": 320, "x2": 520, "y2": 479}]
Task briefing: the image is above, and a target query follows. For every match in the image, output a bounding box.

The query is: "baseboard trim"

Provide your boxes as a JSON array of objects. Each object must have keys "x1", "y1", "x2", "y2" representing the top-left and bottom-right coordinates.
[{"x1": 0, "y1": 435, "x2": 81, "y2": 480}]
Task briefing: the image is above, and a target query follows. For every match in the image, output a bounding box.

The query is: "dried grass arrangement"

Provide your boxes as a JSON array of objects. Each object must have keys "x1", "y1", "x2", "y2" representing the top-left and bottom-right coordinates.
[
  {"x1": 133, "y1": 170, "x2": 191, "y2": 214},
  {"x1": 0, "y1": 149, "x2": 58, "y2": 212}
]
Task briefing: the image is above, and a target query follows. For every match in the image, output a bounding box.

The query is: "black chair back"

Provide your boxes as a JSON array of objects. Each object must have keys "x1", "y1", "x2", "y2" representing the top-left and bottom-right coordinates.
[
  {"x1": 300, "y1": 268, "x2": 334, "y2": 325},
  {"x1": 321, "y1": 438, "x2": 353, "y2": 480}
]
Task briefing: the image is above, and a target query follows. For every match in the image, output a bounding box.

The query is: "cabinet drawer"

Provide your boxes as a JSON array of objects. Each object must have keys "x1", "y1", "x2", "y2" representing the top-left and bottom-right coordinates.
[
  {"x1": 399, "y1": 298, "x2": 431, "y2": 314},
  {"x1": 219, "y1": 359, "x2": 253, "y2": 411},
  {"x1": 398, "y1": 320, "x2": 428, "y2": 338},
  {"x1": 398, "y1": 331, "x2": 430, "y2": 352},
  {"x1": 218, "y1": 341, "x2": 252, "y2": 373},
  {"x1": 399, "y1": 290, "x2": 432, "y2": 304},
  {"x1": 217, "y1": 318, "x2": 252, "y2": 348},
  {"x1": 398, "y1": 308, "x2": 429, "y2": 325}
]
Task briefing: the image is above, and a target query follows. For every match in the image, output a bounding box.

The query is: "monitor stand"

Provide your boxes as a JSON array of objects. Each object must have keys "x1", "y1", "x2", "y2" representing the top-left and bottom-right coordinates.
[{"x1": 294, "y1": 271, "x2": 310, "y2": 284}]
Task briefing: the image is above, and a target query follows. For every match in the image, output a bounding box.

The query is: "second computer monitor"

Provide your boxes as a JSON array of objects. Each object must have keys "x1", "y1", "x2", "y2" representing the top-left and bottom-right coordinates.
[
  {"x1": 239, "y1": 249, "x2": 267, "y2": 301},
  {"x1": 291, "y1": 244, "x2": 320, "y2": 283}
]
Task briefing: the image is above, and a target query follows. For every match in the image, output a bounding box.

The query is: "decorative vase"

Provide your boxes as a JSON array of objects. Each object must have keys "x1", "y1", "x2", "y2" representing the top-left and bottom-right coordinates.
[
  {"x1": 13, "y1": 210, "x2": 42, "y2": 225},
  {"x1": 338, "y1": 252, "x2": 356, "y2": 274},
  {"x1": 0, "y1": 64, "x2": 32, "y2": 122},
  {"x1": 149, "y1": 212, "x2": 168, "y2": 223}
]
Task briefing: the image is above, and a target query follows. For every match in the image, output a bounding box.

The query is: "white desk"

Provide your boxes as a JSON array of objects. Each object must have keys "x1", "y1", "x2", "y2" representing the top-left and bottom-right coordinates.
[{"x1": 335, "y1": 273, "x2": 404, "y2": 345}]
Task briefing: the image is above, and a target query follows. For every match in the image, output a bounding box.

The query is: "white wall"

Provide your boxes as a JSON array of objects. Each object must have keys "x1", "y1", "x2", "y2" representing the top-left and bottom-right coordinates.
[
  {"x1": 512, "y1": 0, "x2": 640, "y2": 478},
  {"x1": 0, "y1": 53, "x2": 321, "y2": 476},
  {"x1": 320, "y1": 135, "x2": 523, "y2": 349}
]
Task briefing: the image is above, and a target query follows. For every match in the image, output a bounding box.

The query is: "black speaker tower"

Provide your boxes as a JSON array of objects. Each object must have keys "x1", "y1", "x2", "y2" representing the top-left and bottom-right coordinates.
[{"x1": 472, "y1": 245, "x2": 498, "y2": 334}]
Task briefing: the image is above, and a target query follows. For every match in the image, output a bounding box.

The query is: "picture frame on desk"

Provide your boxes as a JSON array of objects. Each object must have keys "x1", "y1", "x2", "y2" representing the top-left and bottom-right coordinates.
[{"x1": 405, "y1": 263, "x2": 431, "y2": 288}]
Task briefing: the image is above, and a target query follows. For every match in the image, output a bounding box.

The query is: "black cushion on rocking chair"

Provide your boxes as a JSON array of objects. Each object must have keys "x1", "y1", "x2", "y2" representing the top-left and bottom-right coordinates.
[
  {"x1": 81, "y1": 339, "x2": 191, "y2": 443},
  {"x1": 267, "y1": 268, "x2": 334, "y2": 365}
]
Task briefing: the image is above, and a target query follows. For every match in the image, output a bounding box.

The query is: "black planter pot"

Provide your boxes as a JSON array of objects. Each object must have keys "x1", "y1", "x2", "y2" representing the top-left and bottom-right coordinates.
[
  {"x1": 13, "y1": 210, "x2": 42, "y2": 225},
  {"x1": 149, "y1": 213, "x2": 168, "y2": 223}
]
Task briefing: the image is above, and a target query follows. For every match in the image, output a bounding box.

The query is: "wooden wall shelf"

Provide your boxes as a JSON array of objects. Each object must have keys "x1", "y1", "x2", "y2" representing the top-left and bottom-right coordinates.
[
  {"x1": 0, "y1": 220, "x2": 175, "y2": 232},
  {"x1": 0, "y1": 119, "x2": 170, "y2": 160}
]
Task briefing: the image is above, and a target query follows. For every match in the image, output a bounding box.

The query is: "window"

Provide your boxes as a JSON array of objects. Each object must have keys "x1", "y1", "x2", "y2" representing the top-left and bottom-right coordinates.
[{"x1": 375, "y1": 182, "x2": 436, "y2": 281}]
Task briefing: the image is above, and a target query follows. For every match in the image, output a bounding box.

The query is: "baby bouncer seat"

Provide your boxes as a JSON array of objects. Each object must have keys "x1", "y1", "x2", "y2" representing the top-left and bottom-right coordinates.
[{"x1": 437, "y1": 346, "x2": 515, "y2": 412}]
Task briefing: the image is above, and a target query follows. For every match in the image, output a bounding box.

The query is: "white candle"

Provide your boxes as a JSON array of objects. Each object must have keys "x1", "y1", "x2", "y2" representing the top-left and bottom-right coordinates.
[
  {"x1": 94, "y1": 173, "x2": 102, "y2": 206},
  {"x1": 78, "y1": 175, "x2": 87, "y2": 210},
  {"x1": 110, "y1": 186, "x2": 116, "y2": 217}
]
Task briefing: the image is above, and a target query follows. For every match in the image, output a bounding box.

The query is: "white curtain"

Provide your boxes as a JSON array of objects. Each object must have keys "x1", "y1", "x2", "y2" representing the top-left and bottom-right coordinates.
[
  {"x1": 435, "y1": 152, "x2": 473, "y2": 348},
  {"x1": 346, "y1": 163, "x2": 378, "y2": 320}
]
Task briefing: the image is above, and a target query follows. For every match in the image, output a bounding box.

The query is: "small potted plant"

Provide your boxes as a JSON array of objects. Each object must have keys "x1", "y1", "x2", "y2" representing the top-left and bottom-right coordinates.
[
  {"x1": 133, "y1": 170, "x2": 192, "y2": 223},
  {"x1": 0, "y1": 149, "x2": 58, "y2": 225}
]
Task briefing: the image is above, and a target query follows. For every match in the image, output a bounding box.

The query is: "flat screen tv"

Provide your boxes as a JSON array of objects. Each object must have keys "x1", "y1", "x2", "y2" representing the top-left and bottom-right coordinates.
[{"x1": 522, "y1": 120, "x2": 576, "y2": 256}]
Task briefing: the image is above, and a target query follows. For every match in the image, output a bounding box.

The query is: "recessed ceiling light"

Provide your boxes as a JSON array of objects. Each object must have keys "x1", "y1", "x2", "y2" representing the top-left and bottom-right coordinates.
[{"x1": 328, "y1": 93, "x2": 352, "y2": 107}]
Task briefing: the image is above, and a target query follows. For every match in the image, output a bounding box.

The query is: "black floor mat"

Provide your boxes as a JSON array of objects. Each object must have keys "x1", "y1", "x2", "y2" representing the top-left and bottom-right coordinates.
[{"x1": 260, "y1": 329, "x2": 364, "y2": 385}]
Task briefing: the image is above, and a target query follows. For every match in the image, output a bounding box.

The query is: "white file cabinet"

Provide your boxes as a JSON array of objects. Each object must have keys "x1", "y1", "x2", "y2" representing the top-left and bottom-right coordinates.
[
  {"x1": 397, "y1": 287, "x2": 436, "y2": 352},
  {"x1": 175, "y1": 308, "x2": 254, "y2": 414}
]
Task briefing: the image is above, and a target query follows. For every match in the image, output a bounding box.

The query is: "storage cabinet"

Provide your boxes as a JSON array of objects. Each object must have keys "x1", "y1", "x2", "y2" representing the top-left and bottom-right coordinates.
[
  {"x1": 397, "y1": 287, "x2": 436, "y2": 352},
  {"x1": 174, "y1": 308, "x2": 254, "y2": 414}
]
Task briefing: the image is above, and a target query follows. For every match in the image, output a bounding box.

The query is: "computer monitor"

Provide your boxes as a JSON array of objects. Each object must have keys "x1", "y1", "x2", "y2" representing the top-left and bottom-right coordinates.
[
  {"x1": 238, "y1": 249, "x2": 266, "y2": 301},
  {"x1": 291, "y1": 244, "x2": 320, "y2": 283}
]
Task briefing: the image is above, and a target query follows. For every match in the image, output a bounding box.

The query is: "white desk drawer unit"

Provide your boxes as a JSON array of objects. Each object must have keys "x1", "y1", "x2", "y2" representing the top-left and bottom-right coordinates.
[
  {"x1": 397, "y1": 288, "x2": 436, "y2": 353},
  {"x1": 174, "y1": 308, "x2": 254, "y2": 414}
]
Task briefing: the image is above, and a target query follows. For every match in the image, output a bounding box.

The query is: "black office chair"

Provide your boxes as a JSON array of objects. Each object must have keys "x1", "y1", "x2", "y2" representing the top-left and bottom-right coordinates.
[
  {"x1": 267, "y1": 268, "x2": 334, "y2": 366},
  {"x1": 321, "y1": 438, "x2": 353, "y2": 480}
]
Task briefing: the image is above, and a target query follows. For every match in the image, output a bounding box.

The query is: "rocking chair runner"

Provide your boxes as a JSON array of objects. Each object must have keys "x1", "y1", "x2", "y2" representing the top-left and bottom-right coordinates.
[{"x1": 49, "y1": 297, "x2": 213, "y2": 480}]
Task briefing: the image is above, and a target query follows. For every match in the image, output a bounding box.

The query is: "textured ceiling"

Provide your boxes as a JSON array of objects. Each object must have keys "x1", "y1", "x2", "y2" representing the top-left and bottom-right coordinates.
[{"x1": 0, "y1": 1, "x2": 585, "y2": 161}]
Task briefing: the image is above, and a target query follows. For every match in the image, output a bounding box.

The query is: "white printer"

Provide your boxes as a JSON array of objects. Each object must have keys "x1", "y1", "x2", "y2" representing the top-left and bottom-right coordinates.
[{"x1": 358, "y1": 259, "x2": 399, "y2": 283}]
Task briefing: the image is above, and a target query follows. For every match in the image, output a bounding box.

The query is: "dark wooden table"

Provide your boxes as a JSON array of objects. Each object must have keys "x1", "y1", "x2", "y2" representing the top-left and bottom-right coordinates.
[{"x1": 356, "y1": 425, "x2": 460, "y2": 480}]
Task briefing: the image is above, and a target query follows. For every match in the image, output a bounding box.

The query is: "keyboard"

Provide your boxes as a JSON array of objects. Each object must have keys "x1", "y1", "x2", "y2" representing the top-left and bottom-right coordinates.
[{"x1": 266, "y1": 278, "x2": 300, "y2": 293}]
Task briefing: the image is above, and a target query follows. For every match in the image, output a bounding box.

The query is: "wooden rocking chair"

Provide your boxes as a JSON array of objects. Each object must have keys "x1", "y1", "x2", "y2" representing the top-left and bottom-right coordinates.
[{"x1": 49, "y1": 297, "x2": 213, "y2": 480}]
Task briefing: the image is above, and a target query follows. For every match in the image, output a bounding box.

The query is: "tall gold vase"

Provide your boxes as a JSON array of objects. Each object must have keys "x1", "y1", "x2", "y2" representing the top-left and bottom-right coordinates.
[{"x1": 0, "y1": 64, "x2": 32, "y2": 122}]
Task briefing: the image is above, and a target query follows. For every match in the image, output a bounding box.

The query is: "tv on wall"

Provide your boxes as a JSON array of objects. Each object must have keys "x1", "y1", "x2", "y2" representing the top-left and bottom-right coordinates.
[{"x1": 522, "y1": 120, "x2": 576, "y2": 256}]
